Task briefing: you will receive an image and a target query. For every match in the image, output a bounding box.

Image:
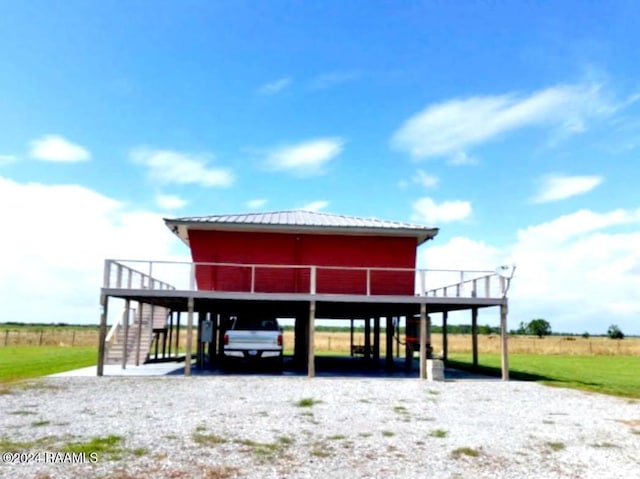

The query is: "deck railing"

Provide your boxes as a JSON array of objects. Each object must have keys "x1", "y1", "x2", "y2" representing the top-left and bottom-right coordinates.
[{"x1": 102, "y1": 259, "x2": 507, "y2": 299}]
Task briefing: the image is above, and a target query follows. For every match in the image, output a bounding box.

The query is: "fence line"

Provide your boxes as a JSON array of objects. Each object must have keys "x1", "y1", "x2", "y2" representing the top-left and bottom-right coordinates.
[{"x1": 2, "y1": 329, "x2": 638, "y2": 356}]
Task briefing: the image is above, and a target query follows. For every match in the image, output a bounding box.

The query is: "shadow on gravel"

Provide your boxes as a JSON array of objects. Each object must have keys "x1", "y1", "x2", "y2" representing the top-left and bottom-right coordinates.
[
  {"x1": 165, "y1": 356, "x2": 496, "y2": 380},
  {"x1": 446, "y1": 360, "x2": 550, "y2": 382}
]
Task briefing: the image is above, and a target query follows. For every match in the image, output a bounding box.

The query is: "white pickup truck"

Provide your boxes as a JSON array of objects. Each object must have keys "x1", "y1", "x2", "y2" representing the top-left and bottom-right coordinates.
[{"x1": 222, "y1": 317, "x2": 284, "y2": 369}]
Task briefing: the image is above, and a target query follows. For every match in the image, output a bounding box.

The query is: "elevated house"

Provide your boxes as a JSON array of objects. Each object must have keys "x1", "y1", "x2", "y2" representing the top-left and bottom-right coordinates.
[{"x1": 98, "y1": 210, "x2": 510, "y2": 379}]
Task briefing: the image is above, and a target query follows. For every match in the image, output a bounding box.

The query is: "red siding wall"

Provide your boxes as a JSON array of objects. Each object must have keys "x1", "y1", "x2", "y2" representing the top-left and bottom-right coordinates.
[{"x1": 188, "y1": 230, "x2": 416, "y2": 295}]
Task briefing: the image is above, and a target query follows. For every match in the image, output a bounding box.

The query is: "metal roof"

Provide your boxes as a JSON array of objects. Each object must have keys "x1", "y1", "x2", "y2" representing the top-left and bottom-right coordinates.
[{"x1": 164, "y1": 210, "x2": 439, "y2": 245}]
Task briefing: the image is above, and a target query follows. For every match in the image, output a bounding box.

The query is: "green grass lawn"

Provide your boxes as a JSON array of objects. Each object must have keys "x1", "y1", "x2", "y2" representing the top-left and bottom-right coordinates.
[
  {"x1": 0, "y1": 347, "x2": 97, "y2": 383},
  {"x1": 448, "y1": 353, "x2": 640, "y2": 398}
]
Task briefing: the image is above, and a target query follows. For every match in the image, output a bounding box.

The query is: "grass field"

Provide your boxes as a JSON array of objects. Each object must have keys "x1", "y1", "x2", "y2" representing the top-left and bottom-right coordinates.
[
  {"x1": 0, "y1": 347, "x2": 97, "y2": 384},
  {"x1": 448, "y1": 353, "x2": 640, "y2": 398}
]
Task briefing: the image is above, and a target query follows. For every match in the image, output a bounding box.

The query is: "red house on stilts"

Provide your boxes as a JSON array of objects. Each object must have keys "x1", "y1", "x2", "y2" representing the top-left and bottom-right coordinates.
[{"x1": 98, "y1": 210, "x2": 511, "y2": 379}]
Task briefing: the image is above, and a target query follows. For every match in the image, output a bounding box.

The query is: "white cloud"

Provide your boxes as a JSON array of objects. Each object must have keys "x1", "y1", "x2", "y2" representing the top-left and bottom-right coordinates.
[
  {"x1": 301, "y1": 200, "x2": 329, "y2": 212},
  {"x1": 246, "y1": 198, "x2": 267, "y2": 209},
  {"x1": 0, "y1": 154, "x2": 17, "y2": 165},
  {"x1": 413, "y1": 169, "x2": 439, "y2": 188},
  {"x1": 418, "y1": 207, "x2": 640, "y2": 335},
  {"x1": 156, "y1": 194, "x2": 187, "y2": 210},
  {"x1": 516, "y1": 208, "x2": 640, "y2": 245},
  {"x1": 391, "y1": 82, "x2": 613, "y2": 159},
  {"x1": 448, "y1": 151, "x2": 478, "y2": 166},
  {"x1": 131, "y1": 148, "x2": 234, "y2": 187},
  {"x1": 308, "y1": 71, "x2": 360, "y2": 91},
  {"x1": 412, "y1": 197, "x2": 472, "y2": 224},
  {"x1": 0, "y1": 176, "x2": 187, "y2": 325},
  {"x1": 29, "y1": 134, "x2": 90, "y2": 162},
  {"x1": 258, "y1": 77, "x2": 292, "y2": 95},
  {"x1": 532, "y1": 174, "x2": 603, "y2": 203},
  {"x1": 265, "y1": 138, "x2": 343, "y2": 176}
]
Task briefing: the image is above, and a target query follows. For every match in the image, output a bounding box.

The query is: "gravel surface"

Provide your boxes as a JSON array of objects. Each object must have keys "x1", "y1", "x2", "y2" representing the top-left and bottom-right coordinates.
[{"x1": 1, "y1": 376, "x2": 639, "y2": 478}]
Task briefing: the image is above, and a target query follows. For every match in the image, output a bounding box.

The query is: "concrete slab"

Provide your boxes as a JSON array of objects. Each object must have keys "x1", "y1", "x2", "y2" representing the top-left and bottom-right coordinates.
[{"x1": 50, "y1": 358, "x2": 499, "y2": 381}]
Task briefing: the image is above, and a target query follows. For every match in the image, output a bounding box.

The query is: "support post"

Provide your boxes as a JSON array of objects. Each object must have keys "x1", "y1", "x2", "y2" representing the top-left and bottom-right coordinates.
[
  {"x1": 471, "y1": 307, "x2": 478, "y2": 368},
  {"x1": 196, "y1": 314, "x2": 203, "y2": 369},
  {"x1": 500, "y1": 301, "x2": 509, "y2": 381},
  {"x1": 122, "y1": 299, "x2": 130, "y2": 369},
  {"x1": 404, "y1": 316, "x2": 412, "y2": 370},
  {"x1": 364, "y1": 317, "x2": 371, "y2": 362},
  {"x1": 442, "y1": 311, "x2": 449, "y2": 361},
  {"x1": 175, "y1": 311, "x2": 181, "y2": 357},
  {"x1": 135, "y1": 303, "x2": 144, "y2": 366},
  {"x1": 168, "y1": 311, "x2": 174, "y2": 358},
  {"x1": 209, "y1": 313, "x2": 217, "y2": 369},
  {"x1": 385, "y1": 316, "x2": 394, "y2": 368},
  {"x1": 185, "y1": 297, "x2": 195, "y2": 376},
  {"x1": 350, "y1": 319, "x2": 354, "y2": 357},
  {"x1": 97, "y1": 294, "x2": 109, "y2": 377},
  {"x1": 307, "y1": 301, "x2": 316, "y2": 377},
  {"x1": 373, "y1": 317, "x2": 380, "y2": 364},
  {"x1": 419, "y1": 303, "x2": 427, "y2": 380}
]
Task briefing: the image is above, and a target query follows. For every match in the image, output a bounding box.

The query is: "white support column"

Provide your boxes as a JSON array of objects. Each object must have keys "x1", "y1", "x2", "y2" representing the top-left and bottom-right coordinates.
[
  {"x1": 185, "y1": 297, "x2": 195, "y2": 376},
  {"x1": 500, "y1": 301, "x2": 509, "y2": 381},
  {"x1": 419, "y1": 302, "x2": 427, "y2": 380},
  {"x1": 97, "y1": 293, "x2": 109, "y2": 377},
  {"x1": 308, "y1": 300, "x2": 316, "y2": 377},
  {"x1": 471, "y1": 307, "x2": 479, "y2": 368},
  {"x1": 135, "y1": 304, "x2": 143, "y2": 366},
  {"x1": 122, "y1": 299, "x2": 130, "y2": 369}
]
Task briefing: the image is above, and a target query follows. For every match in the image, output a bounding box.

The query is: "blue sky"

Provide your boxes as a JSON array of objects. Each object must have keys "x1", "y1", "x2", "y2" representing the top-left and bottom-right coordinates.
[{"x1": 1, "y1": 1, "x2": 639, "y2": 334}]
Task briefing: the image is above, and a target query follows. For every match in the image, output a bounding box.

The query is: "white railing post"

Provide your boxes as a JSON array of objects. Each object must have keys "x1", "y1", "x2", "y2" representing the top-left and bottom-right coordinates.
[
  {"x1": 485, "y1": 275, "x2": 491, "y2": 298},
  {"x1": 116, "y1": 263, "x2": 123, "y2": 288},
  {"x1": 472, "y1": 279, "x2": 477, "y2": 297},
  {"x1": 148, "y1": 261, "x2": 154, "y2": 290},
  {"x1": 310, "y1": 266, "x2": 317, "y2": 294},
  {"x1": 419, "y1": 270, "x2": 426, "y2": 296},
  {"x1": 103, "y1": 260, "x2": 111, "y2": 288},
  {"x1": 366, "y1": 268, "x2": 371, "y2": 295},
  {"x1": 251, "y1": 265, "x2": 256, "y2": 293},
  {"x1": 189, "y1": 263, "x2": 196, "y2": 290}
]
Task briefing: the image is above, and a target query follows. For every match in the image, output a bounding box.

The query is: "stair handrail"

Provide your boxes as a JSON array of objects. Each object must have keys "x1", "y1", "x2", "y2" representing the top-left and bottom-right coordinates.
[{"x1": 105, "y1": 308, "x2": 125, "y2": 346}]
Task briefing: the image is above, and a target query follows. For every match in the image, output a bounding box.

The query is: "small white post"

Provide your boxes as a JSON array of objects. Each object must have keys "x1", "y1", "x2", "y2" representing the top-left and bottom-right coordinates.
[
  {"x1": 419, "y1": 270, "x2": 426, "y2": 295},
  {"x1": 310, "y1": 266, "x2": 317, "y2": 294},
  {"x1": 366, "y1": 268, "x2": 371, "y2": 295},
  {"x1": 148, "y1": 262, "x2": 154, "y2": 290}
]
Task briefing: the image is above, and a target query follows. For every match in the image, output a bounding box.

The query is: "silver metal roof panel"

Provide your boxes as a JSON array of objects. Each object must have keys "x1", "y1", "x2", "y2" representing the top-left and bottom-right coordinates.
[{"x1": 164, "y1": 210, "x2": 439, "y2": 246}]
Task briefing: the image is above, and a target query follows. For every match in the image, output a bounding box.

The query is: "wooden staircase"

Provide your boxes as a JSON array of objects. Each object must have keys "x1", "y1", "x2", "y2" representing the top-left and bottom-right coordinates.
[{"x1": 106, "y1": 303, "x2": 170, "y2": 365}]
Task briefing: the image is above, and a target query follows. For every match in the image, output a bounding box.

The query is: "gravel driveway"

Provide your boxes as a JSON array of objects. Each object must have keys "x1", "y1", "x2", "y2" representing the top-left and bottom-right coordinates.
[{"x1": 1, "y1": 376, "x2": 639, "y2": 478}]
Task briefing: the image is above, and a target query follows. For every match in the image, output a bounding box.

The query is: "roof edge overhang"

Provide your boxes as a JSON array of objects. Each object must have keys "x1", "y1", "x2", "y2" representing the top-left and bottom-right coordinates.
[{"x1": 164, "y1": 218, "x2": 439, "y2": 248}]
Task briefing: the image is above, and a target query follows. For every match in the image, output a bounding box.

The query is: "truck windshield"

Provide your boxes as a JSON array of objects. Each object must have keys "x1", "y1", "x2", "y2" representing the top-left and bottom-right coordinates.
[{"x1": 232, "y1": 319, "x2": 279, "y2": 331}]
